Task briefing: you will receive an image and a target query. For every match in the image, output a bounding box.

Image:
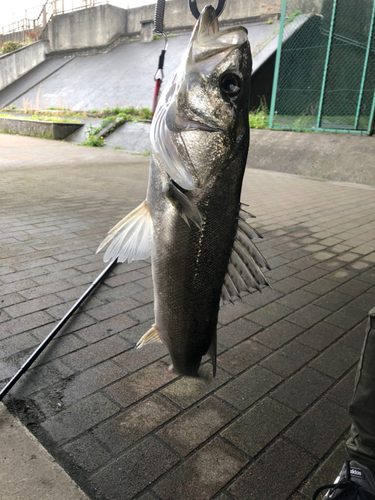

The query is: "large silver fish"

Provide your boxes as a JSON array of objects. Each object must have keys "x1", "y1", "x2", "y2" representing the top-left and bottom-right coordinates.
[{"x1": 97, "y1": 5, "x2": 269, "y2": 377}]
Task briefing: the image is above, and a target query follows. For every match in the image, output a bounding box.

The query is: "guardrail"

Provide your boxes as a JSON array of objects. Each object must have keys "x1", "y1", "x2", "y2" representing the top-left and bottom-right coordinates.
[{"x1": 1, "y1": 0, "x2": 109, "y2": 45}]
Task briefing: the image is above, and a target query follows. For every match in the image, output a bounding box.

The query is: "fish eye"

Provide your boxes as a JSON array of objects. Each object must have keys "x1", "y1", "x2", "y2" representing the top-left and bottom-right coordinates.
[{"x1": 220, "y1": 73, "x2": 241, "y2": 98}]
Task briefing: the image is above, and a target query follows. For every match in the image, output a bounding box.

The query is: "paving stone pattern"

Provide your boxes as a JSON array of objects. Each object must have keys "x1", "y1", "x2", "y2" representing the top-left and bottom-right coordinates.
[{"x1": 1, "y1": 135, "x2": 375, "y2": 499}]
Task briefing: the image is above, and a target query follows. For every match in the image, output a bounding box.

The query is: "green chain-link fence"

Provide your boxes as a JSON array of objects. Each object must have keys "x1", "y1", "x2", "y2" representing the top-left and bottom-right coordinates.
[{"x1": 269, "y1": 0, "x2": 375, "y2": 134}]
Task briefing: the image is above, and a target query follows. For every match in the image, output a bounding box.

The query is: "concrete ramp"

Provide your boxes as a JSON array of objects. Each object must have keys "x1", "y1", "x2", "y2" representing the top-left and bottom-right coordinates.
[
  {"x1": 0, "y1": 21, "x2": 279, "y2": 112},
  {"x1": 0, "y1": 57, "x2": 74, "y2": 109}
]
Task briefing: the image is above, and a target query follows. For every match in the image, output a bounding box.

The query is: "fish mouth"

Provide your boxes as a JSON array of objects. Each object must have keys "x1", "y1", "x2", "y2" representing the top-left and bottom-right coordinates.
[
  {"x1": 193, "y1": 5, "x2": 220, "y2": 40},
  {"x1": 188, "y1": 5, "x2": 248, "y2": 66},
  {"x1": 174, "y1": 114, "x2": 221, "y2": 133},
  {"x1": 165, "y1": 101, "x2": 221, "y2": 133}
]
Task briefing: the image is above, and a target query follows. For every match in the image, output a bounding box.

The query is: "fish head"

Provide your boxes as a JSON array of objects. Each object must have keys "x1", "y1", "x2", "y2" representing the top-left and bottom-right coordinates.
[{"x1": 151, "y1": 5, "x2": 252, "y2": 191}]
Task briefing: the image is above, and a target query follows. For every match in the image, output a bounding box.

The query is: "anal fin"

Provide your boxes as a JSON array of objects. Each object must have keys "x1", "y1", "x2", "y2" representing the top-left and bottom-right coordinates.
[{"x1": 137, "y1": 325, "x2": 162, "y2": 348}]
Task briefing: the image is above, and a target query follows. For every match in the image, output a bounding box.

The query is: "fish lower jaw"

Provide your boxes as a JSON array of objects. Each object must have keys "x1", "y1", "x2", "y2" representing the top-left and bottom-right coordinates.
[{"x1": 174, "y1": 114, "x2": 221, "y2": 133}]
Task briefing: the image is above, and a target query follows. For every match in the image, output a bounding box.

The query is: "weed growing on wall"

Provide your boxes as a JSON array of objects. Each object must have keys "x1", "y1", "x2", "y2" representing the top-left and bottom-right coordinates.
[
  {"x1": 0, "y1": 106, "x2": 153, "y2": 146},
  {"x1": 249, "y1": 97, "x2": 269, "y2": 129},
  {"x1": 1, "y1": 41, "x2": 23, "y2": 54},
  {"x1": 81, "y1": 125, "x2": 106, "y2": 147}
]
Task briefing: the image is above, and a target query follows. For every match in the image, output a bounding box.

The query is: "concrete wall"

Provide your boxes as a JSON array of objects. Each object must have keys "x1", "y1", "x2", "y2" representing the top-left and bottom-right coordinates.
[
  {"x1": 127, "y1": 0, "x2": 282, "y2": 35},
  {"x1": 43, "y1": 4, "x2": 127, "y2": 53},
  {"x1": 285, "y1": 0, "x2": 323, "y2": 15},
  {"x1": 0, "y1": 0, "x2": 322, "y2": 93},
  {"x1": 0, "y1": 116, "x2": 82, "y2": 139},
  {"x1": 0, "y1": 40, "x2": 48, "y2": 92}
]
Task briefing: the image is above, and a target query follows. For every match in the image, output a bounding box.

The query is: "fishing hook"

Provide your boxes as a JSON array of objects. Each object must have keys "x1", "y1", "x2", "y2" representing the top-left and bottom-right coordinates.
[{"x1": 189, "y1": 0, "x2": 227, "y2": 20}]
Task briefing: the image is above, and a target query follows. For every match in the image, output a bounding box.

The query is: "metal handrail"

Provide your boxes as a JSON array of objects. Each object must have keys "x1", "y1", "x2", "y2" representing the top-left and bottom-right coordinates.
[{"x1": 1, "y1": 0, "x2": 109, "y2": 42}]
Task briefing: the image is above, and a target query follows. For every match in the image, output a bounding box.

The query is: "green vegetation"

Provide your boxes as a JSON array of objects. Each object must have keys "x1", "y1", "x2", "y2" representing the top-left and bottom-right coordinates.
[
  {"x1": 81, "y1": 125, "x2": 106, "y2": 147},
  {"x1": 152, "y1": 33, "x2": 176, "y2": 40},
  {"x1": 1, "y1": 41, "x2": 23, "y2": 54},
  {"x1": 249, "y1": 97, "x2": 269, "y2": 129},
  {"x1": 79, "y1": 107, "x2": 152, "y2": 148},
  {"x1": 286, "y1": 10, "x2": 302, "y2": 25},
  {"x1": 265, "y1": 19, "x2": 273, "y2": 24},
  {"x1": 0, "y1": 129, "x2": 17, "y2": 135},
  {"x1": 1, "y1": 106, "x2": 152, "y2": 122},
  {"x1": 0, "y1": 113, "x2": 79, "y2": 123},
  {"x1": 0, "y1": 104, "x2": 153, "y2": 146},
  {"x1": 0, "y1": 128, "x2": 52, "y2": 139}
]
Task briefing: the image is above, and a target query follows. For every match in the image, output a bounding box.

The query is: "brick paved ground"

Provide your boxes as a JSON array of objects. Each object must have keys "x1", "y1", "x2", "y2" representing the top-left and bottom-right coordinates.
[{"x1": 1, "y1": 134, "x2": 375, "y2": 500}]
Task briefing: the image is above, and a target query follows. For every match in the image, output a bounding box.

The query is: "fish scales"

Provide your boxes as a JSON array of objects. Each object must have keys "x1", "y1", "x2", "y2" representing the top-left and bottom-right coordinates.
[
  {"x1": 149, "y1": 147, "x2": 246, "y2": 374},
  {"x1": 97, "y1": 5, "x2": 269, "y2": 377}
]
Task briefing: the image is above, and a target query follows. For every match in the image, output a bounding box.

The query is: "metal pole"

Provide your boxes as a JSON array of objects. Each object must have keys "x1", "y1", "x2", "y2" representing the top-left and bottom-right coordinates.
[
  {"x1": 354, "y1": 0, "x2": 375, "y2": 130},
  {"x1": 0, "y1": 259, "x2": 118, "y2": 401},
  {"x1": 268, "y1": 0, "x2": 287, "y2": 129},
  {"x1": 316, "y1": 0, "x2": 337, "y2": 129}
]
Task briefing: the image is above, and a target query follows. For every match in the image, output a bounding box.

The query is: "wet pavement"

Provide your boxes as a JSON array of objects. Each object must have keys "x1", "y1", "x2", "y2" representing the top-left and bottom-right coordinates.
[{"x1": 1, "y1": 133, "x2": 375, "y2": 500}]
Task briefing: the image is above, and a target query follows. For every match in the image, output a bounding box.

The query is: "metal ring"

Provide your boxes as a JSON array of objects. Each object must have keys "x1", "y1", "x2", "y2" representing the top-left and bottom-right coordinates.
[{"x1": 189, "y1": 0, "x2": 227, "y2": 20}]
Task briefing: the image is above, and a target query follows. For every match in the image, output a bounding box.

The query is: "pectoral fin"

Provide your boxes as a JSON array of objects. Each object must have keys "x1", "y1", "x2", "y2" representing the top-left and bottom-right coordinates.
[
  {"x1": 151, "y1": 86, "x2": 196, "y2": 191},
  {"x1": 137, "y1": 325, "x2": 162, "y2": 348},
  {"x1": 164, "y1": 181, "x2": 203, "y2": 228},
  {"x1": 96, "y1": 201, "x2": 154, "y2": 263}
]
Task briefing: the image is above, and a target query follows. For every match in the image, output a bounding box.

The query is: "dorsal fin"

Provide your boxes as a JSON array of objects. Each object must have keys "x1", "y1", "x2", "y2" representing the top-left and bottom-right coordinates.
[
  {"x1": 238, "y1": 218, "x2": 263, "y2": 241},
  {"x1": 221, "y1": 216, "x2": 270, "y2": 302},
  {"x1": 96, "y1": 201, "x2": 154, "y2": 263},
  {"x1": 137, "y1": 326, "x2": 162, "y2": 348},
  {"x1": 221, "y1": 282, "x2": 232, "y2": 303}
]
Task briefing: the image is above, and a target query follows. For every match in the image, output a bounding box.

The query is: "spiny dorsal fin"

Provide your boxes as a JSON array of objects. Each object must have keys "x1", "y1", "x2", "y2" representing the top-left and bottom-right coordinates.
[
  {"x1": 223, "y1": 271, "x2": 238, "y2": 298},
  {"x1": 221, "y1": 282, "x2": 232, "y2": 303},
  {"x1": 96, "y1": 201, "x2": 154, "y2": 263},
  {"x1": 236, "y1": 231, "x2": 270, "y2": 271},
  {"x1": 239, "y1": 207, "x2": 256, "y2": 219},
  {"x1": 221, "y1": 216, "x2": 270, "y2": 302},
  {"x1": 137, "y1": 326, "x2": 162, "y2": 348},
  {"x1": 238, "y1": 218, "x2": 263, "y2": 241}
]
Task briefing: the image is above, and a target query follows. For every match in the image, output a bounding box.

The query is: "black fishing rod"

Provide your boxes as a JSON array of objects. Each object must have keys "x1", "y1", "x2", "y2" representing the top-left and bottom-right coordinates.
[{"x1": 0, "y1": 258, "x2": 118, "y2": 401}]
